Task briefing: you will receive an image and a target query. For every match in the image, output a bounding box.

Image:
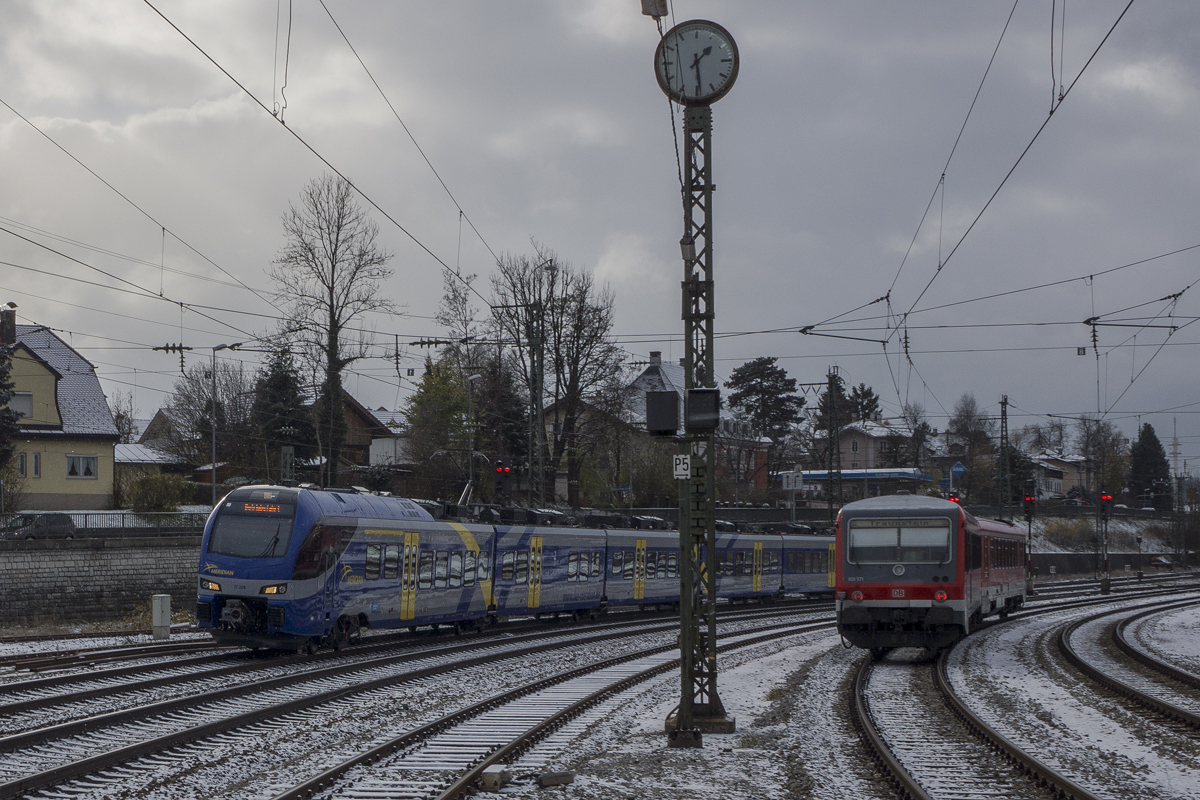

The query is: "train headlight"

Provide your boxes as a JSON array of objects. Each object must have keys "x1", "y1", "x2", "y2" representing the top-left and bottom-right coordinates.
[
  {"x1": 200, "y1": 579, "x2": 221, "y2": 592},
  {"x1": 935, "y1": 590, "x2": 948, "y2": 602},
  {"x1": 260, "y1": 584, "x2": 288, "y2": 595},
  {"x1": 851, "y1": 590, "x2": 864, "y2": 601}
]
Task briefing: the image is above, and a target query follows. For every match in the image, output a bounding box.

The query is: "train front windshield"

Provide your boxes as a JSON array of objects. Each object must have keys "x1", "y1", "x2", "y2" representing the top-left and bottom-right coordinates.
[
  {"x1": 208, "y1": 491, "x2": 297, "y2": 559},
  {"x1": 847, "y1": 518, "x2": 952, "y2": 564}
]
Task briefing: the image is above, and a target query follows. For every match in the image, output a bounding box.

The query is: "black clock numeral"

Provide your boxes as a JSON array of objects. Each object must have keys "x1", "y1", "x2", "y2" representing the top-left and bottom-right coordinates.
[
  {"x1": 720, "y1": 58, "x2": 732, "y2": 63},
  {"x1": 709, "y1": 82, "x2": 715, "y2": 92},
  {"x1": 719, "y1": 73, "x2": 728, "y2": 80}
]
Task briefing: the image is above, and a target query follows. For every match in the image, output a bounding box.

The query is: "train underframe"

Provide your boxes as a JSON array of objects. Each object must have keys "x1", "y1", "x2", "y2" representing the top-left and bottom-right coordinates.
[{"x1": 838, "y1": 603, "x2": 966, "y2": 651}]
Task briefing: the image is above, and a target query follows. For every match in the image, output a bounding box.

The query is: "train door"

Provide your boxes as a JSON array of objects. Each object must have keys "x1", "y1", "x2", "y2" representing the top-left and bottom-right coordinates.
[
  {"x1": 827, "y1": 542, "x2": 836, "y2": 588},
  {"x1": 400, "y1": 531, "x2": 418, "y2": 621},
  {"x1": 528, "y1": 536, "x2": 543, "y2": 609},
  {"x1": 752, "y1": 542, "x2": 762, "y2": 592},
  {"x1": 634, "y1": 539, "x2": 647, "y2": 600}
]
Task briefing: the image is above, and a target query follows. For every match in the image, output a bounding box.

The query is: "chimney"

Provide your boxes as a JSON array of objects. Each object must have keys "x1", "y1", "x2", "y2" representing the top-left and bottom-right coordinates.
[
  {"x1": 0, "y1": 303, "x2": 15, "y2": 346},
  {"x1": 649, "y1": 351, "x2": 661, "y2": 365}
]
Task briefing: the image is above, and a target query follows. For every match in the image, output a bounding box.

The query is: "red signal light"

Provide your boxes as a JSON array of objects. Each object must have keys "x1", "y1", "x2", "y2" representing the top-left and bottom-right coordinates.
[
  {"x1": 504, "y1": 467, "x2": 510, "y2": 473},
  {"x1": 496, "y1": 467, "x2": 502, "y2": 473},
  {"x1": 851, "y1": 590, "x2": 864, "y2": 601},
  {"x1": 935, "y1": 590, "x2": 948, "y2": 602}
]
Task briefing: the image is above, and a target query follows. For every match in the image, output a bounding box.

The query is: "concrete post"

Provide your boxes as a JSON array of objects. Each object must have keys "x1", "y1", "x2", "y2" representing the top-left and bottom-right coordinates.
[{"x1": 151, "y1": 594, "x2": 171, "y2": 640}]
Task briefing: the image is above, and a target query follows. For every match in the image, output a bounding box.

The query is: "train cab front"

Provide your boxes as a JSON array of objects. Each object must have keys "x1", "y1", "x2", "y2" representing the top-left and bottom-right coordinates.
[
  {"x1": 196, "y1": 487, "x2": 314, "y2": 650},
  {"x1": 836, "y1": 496, "x2": 965, "y2": 651}
]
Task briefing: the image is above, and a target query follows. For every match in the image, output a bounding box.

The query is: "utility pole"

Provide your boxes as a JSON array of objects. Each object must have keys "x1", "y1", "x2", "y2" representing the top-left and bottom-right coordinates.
[
  {"x1": 999, "y1": 395, "x2": 1010, "y2": 520},
  {"x1": 828, "y1": 367, "x2": 842, "y2": 526},
  {"x1": 647, "y1": 9, "x2": 739, "y2": 747},
  {"x1": 209, "y1": 344, "x2": 241, "y2": 506}
]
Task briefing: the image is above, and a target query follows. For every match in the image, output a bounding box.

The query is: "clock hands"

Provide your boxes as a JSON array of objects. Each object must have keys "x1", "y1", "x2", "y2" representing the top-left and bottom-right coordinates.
[{"x1": 690, "y1": 45, "x2": 712, "y2": 96}]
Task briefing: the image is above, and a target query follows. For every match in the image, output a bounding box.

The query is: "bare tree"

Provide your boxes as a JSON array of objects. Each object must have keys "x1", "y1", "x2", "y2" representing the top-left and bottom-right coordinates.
[
  {"x1": 491, "y1": 245, "x2": 624, "y2": 507},
  {"x1": 108, "y1": 390, "x2": 139, "y2": 443},
  {"x1": 270, "y1": 174, "x2": 393, "y2": 486},
  {"x1": 162, "y1": 359, "x2": 255, "y2": 469}
]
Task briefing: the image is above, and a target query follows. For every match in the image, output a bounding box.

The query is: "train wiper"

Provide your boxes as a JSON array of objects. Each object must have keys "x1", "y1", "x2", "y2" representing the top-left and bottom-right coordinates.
[{"x1": 255, "y1": 523, "x2": 283, "y2": 558}]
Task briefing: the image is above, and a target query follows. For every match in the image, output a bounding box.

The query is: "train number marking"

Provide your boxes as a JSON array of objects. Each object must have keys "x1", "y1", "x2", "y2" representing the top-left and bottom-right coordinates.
[{"x1": 891, "y1": 589, "x2": 905, "y2": 598}]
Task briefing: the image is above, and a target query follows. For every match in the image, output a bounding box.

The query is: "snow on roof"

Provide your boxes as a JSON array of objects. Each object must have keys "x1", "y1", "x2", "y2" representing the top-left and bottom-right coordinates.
[
  {"x1": 15, "y1": 325, "x2": 118, "y2": 438},
  {"x1": 115, "y1": 443, "x2": 181, "y2": 465}
]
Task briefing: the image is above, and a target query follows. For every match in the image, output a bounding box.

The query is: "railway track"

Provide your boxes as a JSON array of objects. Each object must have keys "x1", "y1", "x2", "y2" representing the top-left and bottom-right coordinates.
[
  {"x1": 853, "y1": 586, "x2": 1200, "y2": 800},
  {"x1": 0, "y1": 603, "x2": 823, "y2": 732},
  {"x1": 1057, "y1": 599, "x2": 1200, "y2": 729},
  {"x1": 0, "y1": 606, "x2": 811, "y2": 799},
  {"x1": 271, "y1": 617, "x2": 835, "y2": 800}
]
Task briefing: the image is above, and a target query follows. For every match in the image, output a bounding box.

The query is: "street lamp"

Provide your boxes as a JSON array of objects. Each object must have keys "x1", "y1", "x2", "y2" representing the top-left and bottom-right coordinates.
[{"x1": 210, "y1": 343, "x2": 242, "y2": 506}]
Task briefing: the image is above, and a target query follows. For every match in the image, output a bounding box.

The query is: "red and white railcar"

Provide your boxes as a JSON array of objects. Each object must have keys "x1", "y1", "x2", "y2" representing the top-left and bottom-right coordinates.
[{"x1": 835, "y1": 493, "x2": 1025, "y2": 652}]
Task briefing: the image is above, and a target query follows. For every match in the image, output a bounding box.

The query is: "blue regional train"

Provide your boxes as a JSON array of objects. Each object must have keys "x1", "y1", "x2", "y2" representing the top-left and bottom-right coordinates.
[{"x1": 196, "y1": 486, "x2": 834, "y2": 651}]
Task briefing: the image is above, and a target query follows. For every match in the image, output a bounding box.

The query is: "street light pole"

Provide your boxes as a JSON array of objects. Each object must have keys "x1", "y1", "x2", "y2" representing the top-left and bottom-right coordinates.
[
  {"x1": 466, "y1": 373, "x2": 482, "y2": 505},
  {"x1": 210, "y1": 343, "x2": 242, "y2": 506}
]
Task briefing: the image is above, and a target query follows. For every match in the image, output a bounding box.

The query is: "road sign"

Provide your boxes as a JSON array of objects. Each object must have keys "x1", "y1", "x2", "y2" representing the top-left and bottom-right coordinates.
[
  {"x1": 951, "y1": 461, "x2": 967, "y2": 477},
  {"x1": 673, "y1": 454, "x2": 691, "y2": 480}
]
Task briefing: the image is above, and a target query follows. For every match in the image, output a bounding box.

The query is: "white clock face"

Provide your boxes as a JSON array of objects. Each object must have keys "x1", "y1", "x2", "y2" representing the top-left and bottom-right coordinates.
[{"x1": 655, "y1": 20, "x2": 738, "y2": 105}]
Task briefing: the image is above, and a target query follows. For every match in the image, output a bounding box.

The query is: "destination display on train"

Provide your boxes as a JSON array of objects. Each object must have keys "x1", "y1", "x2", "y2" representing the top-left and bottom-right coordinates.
[
  {"x1": 850, "y1": 518, "x2": 949, "y2": 528},
  {"x1": 224, "y1": 500, "x2": 296, "y2": 516}
]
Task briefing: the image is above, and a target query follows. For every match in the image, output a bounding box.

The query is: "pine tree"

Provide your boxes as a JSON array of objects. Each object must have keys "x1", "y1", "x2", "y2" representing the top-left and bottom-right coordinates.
[
  {"x1": 251, "y1": 347, "x2": 316, "y2": 479},
  {"x1": 1129, "y1": 423, "x2": 1171, "y2": 510},
  {"x1": 724, "y1": 357, "x2": 804, "y2": 439}
]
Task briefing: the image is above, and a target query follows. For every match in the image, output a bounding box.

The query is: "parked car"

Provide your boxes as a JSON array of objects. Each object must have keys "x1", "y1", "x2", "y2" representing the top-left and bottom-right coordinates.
[{"x1": 0, "y1": 513, "x2": 77, "y2": 539}]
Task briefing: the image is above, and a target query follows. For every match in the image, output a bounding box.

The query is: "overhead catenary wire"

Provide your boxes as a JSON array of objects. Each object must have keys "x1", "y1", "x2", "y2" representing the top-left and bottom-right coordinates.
[
  {"x1": 141, "y1": 0, "x2": 492, "y2": 312},
  {"x1": 0, "y1": 95, "x2": 283, "y2": 314}
]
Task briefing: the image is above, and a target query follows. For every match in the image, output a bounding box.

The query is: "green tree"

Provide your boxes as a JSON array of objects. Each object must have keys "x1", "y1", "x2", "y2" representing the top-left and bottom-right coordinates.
[
  {"x1": 1129, "y1": 422, "x2": 1171, "y2": 510},
  {"x1": 404, "y1": 357, "x2": 468, "y2": 500},
  {"x1": 725, "y1": 357, "x2": 805, "y2": 439},
  {"x1": 251, "y1": 346, "x2": 316, "y2": 480},
  {"x1": 848, "y1": 383, "x2": 881, "y2": 422},
  {"x1": 271, "y1": 174, "x2": 393, "y2": 486},
  {"x1": 813, "y1": 373, "x2": 855, "y2": 431},
  {"x1": 0, "y1": 344, "x2": 21, "y2": 469}
]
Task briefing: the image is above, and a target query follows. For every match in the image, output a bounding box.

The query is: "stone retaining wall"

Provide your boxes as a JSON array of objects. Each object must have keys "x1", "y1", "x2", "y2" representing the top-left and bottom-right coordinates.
[{"x1": 0, "y1": 536, "x2": 201, "y2": 627}]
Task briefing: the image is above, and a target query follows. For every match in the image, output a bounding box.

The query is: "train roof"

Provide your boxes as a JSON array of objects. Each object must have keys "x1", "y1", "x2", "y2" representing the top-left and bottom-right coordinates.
[
  {"x1": 840, "y1": 494, "x2": 962, "y2": 516},
  {"x1": 242, "y1": 485, "x2": 434, "y2": 522}
]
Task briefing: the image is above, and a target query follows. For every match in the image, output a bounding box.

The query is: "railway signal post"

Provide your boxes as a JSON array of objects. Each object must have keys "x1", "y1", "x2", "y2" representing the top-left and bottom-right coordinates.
[
  {"x1": 1023, "y1": 480, "x2": 1036, "y2": 595},
  {"x1": 646, "y1": 8, "x2": 739, "y2": 746}
]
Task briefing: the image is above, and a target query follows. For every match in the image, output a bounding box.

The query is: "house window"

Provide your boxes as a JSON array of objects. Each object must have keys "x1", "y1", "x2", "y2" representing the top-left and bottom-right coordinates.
[
  {"x1": 11, "y1": 393, "x2": 32, "y2": 418},
  {"x1": 32, "y1": 453, "x2": 39, "y2": 478},
  {"x1": 66, "y1": 455, "x2": 98, "y2": 479},
  {"x1": 851, "y1": 440, "x2": 859, "y2": 453},
  {"x1": 18, "y1": 453, "x2": 26, "y2": 478}
]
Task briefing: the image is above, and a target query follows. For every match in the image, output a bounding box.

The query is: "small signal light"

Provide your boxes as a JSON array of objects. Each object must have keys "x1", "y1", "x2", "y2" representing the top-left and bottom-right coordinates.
[
  {"x1": 504, "y1": 467, "x2": 510, "y2": 473},
  {"x1": 935, "y1": 590, "x2": 948, "y2": 602},
  {"x1": 851, "y1": 590, "x2": 864, "y2": 601},
  {"x1": 496, "y1": 467, "x2": 502, "y2": 473}
]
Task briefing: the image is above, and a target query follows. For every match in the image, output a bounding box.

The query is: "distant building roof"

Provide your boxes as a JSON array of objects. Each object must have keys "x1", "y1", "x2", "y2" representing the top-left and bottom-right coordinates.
[
  {"x1": 15, "y1": 324, "x2": 118, "y2": 438},
  {"x1": 115, "y1": 443, "x2": 182, "y2": 465}
]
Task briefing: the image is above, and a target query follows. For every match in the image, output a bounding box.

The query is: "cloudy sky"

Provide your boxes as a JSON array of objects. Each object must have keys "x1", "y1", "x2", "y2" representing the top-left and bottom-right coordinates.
[{"x1": 2, "y1": 1, "x2": 1198, "y2": 464}]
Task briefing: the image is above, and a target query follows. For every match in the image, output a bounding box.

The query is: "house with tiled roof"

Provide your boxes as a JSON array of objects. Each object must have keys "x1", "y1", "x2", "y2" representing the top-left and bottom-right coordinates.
[{"x1": 2, "y1": 307, "x2": 120, "y2": 509}]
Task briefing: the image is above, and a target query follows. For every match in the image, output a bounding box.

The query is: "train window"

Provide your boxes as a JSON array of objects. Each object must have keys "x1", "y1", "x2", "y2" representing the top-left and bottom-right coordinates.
[
  {"x1": 612, "y1": 550, "x2": 623, "y2": 576},
  {"x1": 383, "y1": 545, "x2": 400, "y2": 580},
  {"x1": 657, "y1": 554, "x2": 667, "y2": 580},
  {"x1": 735, "y1": 551, "x2": 746, "y2": 577},
  {"x1": 785, "y1": 553, "x2": 795, "y2": 573},
  {"x1": 803, "y1": 553, "x2": 811, "y2": 573},
  {"x1": 970, "y1": 534, "x2": 982, "y2": 570},
  {"x1": 668, "y1": 553, "x2": 677, "y2": 578},
  {"x1": 567, "y1": 552, "x2": 578, "y2": 582},
  {"x1": 769, "y1": 552, "x2": 779, "y2": 573},
  {"x1": 515, "y1": 551, "x2": 529, "y2": 584},
  {"x1": 591, "y1": 551, "x2": 601, "y2": 579},
  {"x1": 434, "y1": 552, "x2": 448, "y2": 589},
  {"x1": 365, "y1": 544, "x2": 382, "y2": 580},
  {"x1": 821, "y1": 552, "x2": 828, "y2": 572},
  {"x1": 580, "y1": 552, "x2": 589, "y2": 582},
  {"x1": 478, "y1": 551, "x2": 490, "y2": 581},
  {"x1": 464, "y1": 550, "x2": 477, "y2": 586},
  {"x1": 623, "y1": 551, "x2": 635, "y2": 580},
  {"x1": 848, "y1": 519, "x2": 951, "y2": 564},
  {"x1": 449, "y1": 552, "x2": 463, "y2": 588},
  {"x1": 502, "y1": 551, "x2": 515, "y2": 581},
  {"x1": 645, "y1": 552, "x2": 656, "y2": 579},
  {"x1": 418, "y1": 550, "x2": 433, "y2": 590}
]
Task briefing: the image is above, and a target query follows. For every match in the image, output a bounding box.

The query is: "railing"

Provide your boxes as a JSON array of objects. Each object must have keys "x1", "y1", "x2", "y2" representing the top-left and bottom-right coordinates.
[{"x1": 0, "y1": 511, "x2": 209, "y2": 537}]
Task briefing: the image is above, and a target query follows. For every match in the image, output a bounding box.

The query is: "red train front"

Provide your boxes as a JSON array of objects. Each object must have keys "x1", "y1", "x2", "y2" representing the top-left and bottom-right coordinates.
[{"x1": 835, "y1": 493, "x2": 1026, "y2": 652}]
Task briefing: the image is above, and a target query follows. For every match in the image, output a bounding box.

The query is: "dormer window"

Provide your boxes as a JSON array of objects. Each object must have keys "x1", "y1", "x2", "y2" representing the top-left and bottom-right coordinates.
[{"x1": 11, "y1": 392, "x2": 31, "y2": 418}]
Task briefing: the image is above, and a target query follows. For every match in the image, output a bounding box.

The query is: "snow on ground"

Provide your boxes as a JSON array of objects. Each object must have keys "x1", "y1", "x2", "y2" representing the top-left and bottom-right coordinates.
[
  {"x1": 948, "y1": 593, "x2": 1200, "y2": 800},
  {"x1": 1130, "y1": 602, "x2": 1200, "y2": 676},
  {"x1": 499, "y1": 629, "x2": 890, "y2": 800}
]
